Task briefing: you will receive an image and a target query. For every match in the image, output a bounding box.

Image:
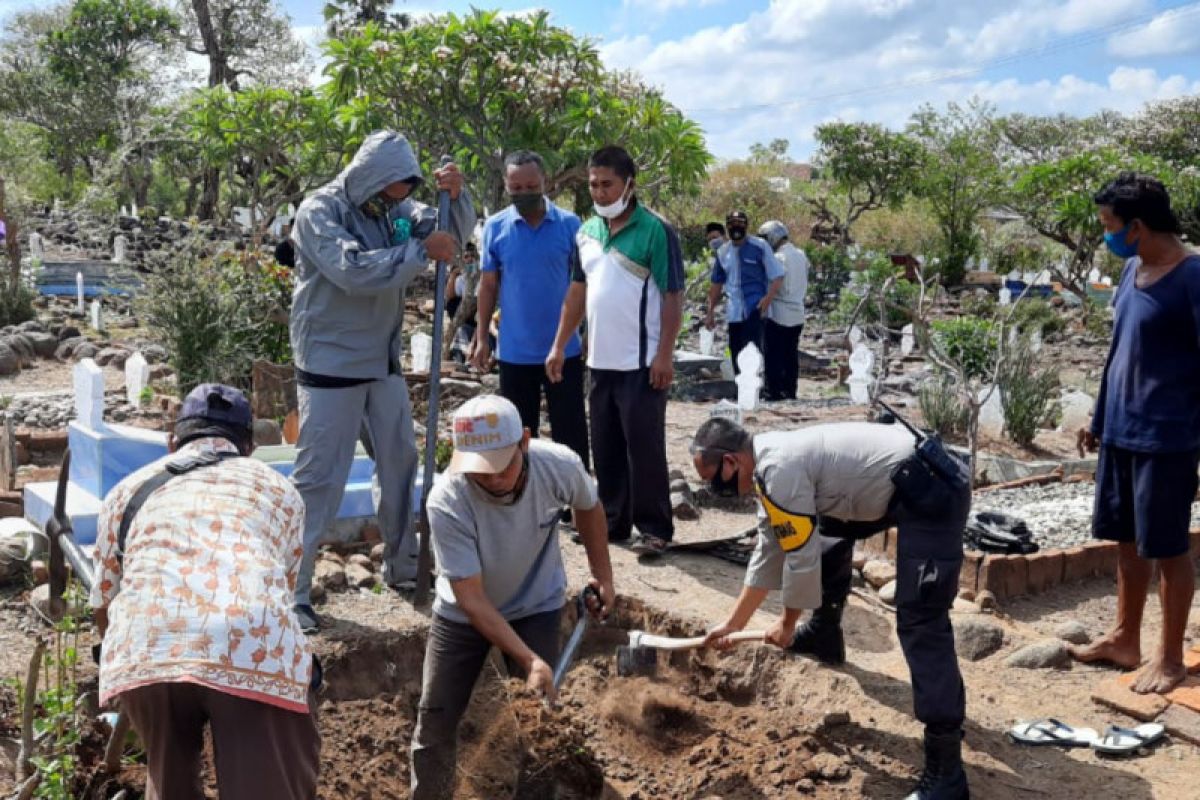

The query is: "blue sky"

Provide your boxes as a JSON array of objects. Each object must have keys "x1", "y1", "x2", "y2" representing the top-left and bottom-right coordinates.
[{"x1": 4, "y1": 0, "x2": 1199, "y2": 159}]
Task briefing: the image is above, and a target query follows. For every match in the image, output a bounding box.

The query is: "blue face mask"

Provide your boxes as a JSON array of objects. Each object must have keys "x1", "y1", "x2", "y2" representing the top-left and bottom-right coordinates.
[{"x1": 1104, "y1": 222, "x2": 1139, "y2": 258}]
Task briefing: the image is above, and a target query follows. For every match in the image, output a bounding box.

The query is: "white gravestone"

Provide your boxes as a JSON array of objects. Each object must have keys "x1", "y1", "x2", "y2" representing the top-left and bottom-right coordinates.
[
  {"x1": 74, "y1": 358, "x2": 105, "y2": 430},
  {"x1": 76, "y1": 271, "x2": 85, "y2": 314},
  {"x1": 28, "y1": 232, "x2": 44, "y2": 263},
  {"x1": 125, "y1": 352, "x2": 149, "y2": 407},
  {"x1": 90, "y1": 299, "x2": 103, "y2": 333},
  {"x1": 735, "y1": 343, "x2": 763, "y2": 411},
  {"x1": 113, "y1": 235, "x2": 128, "y2": 264},
  {"x1": 846, "y1": 344, "x2": 875, "y2": 405},
  {"x1": 900, "y1": 324, "x2": 915, "y2": 357}
]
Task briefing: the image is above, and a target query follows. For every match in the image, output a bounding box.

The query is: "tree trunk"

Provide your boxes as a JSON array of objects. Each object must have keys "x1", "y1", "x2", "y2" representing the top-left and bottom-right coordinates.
[
  {"x1": 198, "y1": 170, "x2": 220, "y2": 221},
  {"x1": 191, "y1": 0, "x2": 229, "y2": 220},
  {"x1": 0, "y1": 178, "x2": 22, "y2": 288}
]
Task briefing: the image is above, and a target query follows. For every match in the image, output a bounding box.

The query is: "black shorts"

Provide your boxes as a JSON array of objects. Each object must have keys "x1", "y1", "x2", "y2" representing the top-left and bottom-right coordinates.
[{"x1": 1093, "y1": 445, "x2": 1199, "y2": 559}]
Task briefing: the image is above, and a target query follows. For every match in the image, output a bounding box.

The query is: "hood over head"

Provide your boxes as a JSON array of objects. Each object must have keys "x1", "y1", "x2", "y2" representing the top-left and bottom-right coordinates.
[{"x1": 341, "y1": 131, "x2": 424, "y2": 207}]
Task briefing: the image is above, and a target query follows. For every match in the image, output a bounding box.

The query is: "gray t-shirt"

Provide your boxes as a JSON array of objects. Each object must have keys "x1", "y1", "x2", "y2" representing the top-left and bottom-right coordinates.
[
  {"x1": 428, "y1": 439, "x2": 599, "y2": 624},
  {"x1": 745, "y1": 422, "x2": 915, "y2": 609}
]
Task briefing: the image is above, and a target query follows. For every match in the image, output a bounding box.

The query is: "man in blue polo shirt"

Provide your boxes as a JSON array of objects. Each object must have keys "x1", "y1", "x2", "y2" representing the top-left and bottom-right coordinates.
[
  {"x1": 705, "y1": 210, "x2": 785, "y2": 374},
  {"x1": 472, "y1": 151, "x2": 589, "y2": 467},
  {"x1": 1073, "y1": 173, "x2": 1200, "y2": 695}
]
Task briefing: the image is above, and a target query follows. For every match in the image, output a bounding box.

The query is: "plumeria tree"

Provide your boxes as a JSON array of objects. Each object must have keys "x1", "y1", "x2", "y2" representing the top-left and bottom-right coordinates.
[{"x1": 322, "y1": 9, "x2": 710, "y2": 211}]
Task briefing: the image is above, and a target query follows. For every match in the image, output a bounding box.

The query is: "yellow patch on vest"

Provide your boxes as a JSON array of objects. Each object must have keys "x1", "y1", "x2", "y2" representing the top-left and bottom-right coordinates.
[{"x1": 756, "y1": 478, "x2": 815, "y2": 553}]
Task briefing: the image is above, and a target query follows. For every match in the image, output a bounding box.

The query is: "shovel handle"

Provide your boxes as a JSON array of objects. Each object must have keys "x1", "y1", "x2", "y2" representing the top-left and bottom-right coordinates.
[{"x1": 629, "y1": 629, "x2": 767, "y2": 651}]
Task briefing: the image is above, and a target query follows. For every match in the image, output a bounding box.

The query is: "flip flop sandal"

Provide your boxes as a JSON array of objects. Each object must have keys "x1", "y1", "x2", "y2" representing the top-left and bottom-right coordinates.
[
  {"x1": 1008, "y1": 718, "x2": 1099, "y2": 747},
  {"x1": 1091, "y1": 723, "x2": 1166, "y2": 756}
]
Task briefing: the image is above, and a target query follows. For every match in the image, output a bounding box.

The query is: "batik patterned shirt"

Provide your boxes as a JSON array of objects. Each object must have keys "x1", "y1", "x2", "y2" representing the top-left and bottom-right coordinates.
[{"x1": 90, "y1": 437, "x2": 311, "y2": 713}]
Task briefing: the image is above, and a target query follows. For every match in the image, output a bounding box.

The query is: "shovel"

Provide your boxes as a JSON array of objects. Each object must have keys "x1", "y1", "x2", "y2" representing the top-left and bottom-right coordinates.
[
  {"x1": 616, "y1": 629, "x2": 766, "y2": 678},
  {"x1": 550, "y1": 585, "x2": 602, "y2": 693}
]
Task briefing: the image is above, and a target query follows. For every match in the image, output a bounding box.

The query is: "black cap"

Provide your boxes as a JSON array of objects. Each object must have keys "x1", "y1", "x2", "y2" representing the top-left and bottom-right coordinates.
[
  {"x1": 179, "y1": 384, "x2": 252, "y2": 430},
  {"x1": 726, "y1": 210, "x2": 749, "y2": 225}
]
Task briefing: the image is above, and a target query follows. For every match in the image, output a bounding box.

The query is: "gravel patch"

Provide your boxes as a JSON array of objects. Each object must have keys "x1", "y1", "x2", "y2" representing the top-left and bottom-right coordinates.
[{"x1": 975, "y1": 480, "x2": 1200, "y2": 550}]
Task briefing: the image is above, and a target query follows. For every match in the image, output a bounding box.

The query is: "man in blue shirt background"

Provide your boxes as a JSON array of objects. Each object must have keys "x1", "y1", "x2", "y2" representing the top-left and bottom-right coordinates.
[
  {"x1": 704, "y1": 210, "x2": 785, "y2": 374},
  {"x1": 472, "y1": 151, "x2": 589, "y2": 467},
  {"x1": 1073, "y1": 173, "x2": 1200, "y2": 695}
]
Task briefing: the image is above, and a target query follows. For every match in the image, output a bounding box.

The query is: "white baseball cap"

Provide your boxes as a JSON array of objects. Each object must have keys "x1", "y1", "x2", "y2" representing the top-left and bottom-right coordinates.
[{"x1": 448, "y1": 395, "x2": 525, "y2": 474}]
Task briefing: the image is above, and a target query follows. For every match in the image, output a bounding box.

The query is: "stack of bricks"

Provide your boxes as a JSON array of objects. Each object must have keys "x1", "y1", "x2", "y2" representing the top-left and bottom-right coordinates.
[{"x1": 858, "y1": 528, "x2": 1200, "y2": 603}]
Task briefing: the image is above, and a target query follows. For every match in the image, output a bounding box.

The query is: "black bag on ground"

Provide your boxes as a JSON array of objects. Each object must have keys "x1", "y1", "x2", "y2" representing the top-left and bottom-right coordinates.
[{"x1": 964, "y1": 511, "x2": 1039, "y2": 554}]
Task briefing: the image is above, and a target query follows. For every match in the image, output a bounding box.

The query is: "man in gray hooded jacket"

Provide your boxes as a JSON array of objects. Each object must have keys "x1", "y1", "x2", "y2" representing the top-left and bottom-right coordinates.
[{"x1": 289, "y1": 131, "x2": 475, "y2": 631}]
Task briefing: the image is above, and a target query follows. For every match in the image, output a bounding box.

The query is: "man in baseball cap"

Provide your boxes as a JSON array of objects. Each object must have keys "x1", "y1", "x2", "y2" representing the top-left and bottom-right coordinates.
[
  {"x1": 410, "y1": 395, "x2": 615, "y2": 799},
  {"x1": 90, "y1": 382, "x2": 319, "y2": 798}
]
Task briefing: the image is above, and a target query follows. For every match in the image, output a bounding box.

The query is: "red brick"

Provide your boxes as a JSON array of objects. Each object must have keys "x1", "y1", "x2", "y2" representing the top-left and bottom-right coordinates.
[
  {"x1": 1093, "y1": 677, "x2": 1170, "y2": 721},
  {"x1": 959, "y1": 552, "x2": 984, "y2": 594},
  {"x1": 978, "y1": 555, "x2": 1026, "y2": 600},
  {"x1": 1164, "y1": 676, "x2": 1200, "y2": 713},
  {"x1": 1025, "y1": 551, "x2": 1065, "y2": 595},
  {"x1": 1160, "y1": 704, "x2": 1200, "y2": 746},
  {"x1": 28, "y1": 431, "x2": 68, "y2": 452},
  {"x1": 1000, "y1": 554, "x2": 1029, "y2": 599},
  {"x1": 1062, "y1": 546, "x2": 1093, "y2": 583},
  {"x1": 1083, "y1": 541, "x2": 1119, "y2": 578}
]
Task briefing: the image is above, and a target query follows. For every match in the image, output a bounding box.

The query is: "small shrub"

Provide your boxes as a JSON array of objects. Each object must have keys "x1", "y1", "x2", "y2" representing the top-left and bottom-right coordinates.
[
  {"x1": 930, "y1": 317, "x2": 996, "y2": 380},
  {"x1": 141, "y1": 241, "x2": 293, "y2": 394},
  {"x1": 918, "y1": 374, "x2": 968, "y2": 437},
  {"x1": 998, "y1": 337, "x2": 1058, "y2": 447},
  {"x1": 959, "y1": 291, "x2": 996, "y2": 319},
  {"x1": 0, "y1": 278, "x2": 36, "y2": 327},
  {"x1": 803, "y1": 242, "x2": 852, "y2": 310},
  {"x1": 830, "y1": 254, "x2": 918, "y2": 330},
  {"x1": 1009, "y1": 298, "x2": 1064, "y2": 336}
]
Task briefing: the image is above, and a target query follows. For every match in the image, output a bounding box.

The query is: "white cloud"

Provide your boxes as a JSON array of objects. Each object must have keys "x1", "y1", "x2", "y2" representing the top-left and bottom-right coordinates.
[
  {"x1": 1107, "y1": 3, "x2": 1200, "y2": 58},
  {"x1": 598, "y1": 0, "x2": 1199, "y2": 159},
  {"x1": 621, "y1": 0, "x2": 724, "y2": 12}
]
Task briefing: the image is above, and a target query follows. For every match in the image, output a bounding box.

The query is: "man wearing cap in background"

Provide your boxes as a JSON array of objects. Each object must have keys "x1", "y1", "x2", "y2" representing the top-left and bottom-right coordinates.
[
  {"x1": 705, "y1": 210, "x2": 785, "y2": 374},
  {"x1": 757, "y1": 220, "x2": 809, "y2": 401},
  {"x1": 90, "y1": 384, "x2": 319, "y2": 800},
  {"x1": 410, "y1": 395, "x2": 615, "y2": 799},
  {"x1": 289, "y1": 130, "x2": 475, "y2": 632}
]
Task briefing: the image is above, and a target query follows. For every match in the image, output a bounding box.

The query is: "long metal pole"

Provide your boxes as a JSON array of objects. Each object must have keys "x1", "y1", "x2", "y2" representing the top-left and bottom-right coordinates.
[{"x1": 414, "y1": 157, "x2": 453, "y2": 606}]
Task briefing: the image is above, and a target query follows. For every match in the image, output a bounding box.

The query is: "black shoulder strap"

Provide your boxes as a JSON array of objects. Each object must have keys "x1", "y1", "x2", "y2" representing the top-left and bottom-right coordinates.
[{"x1": 116, "y1": 451, "x2": 240, "y2": 562}]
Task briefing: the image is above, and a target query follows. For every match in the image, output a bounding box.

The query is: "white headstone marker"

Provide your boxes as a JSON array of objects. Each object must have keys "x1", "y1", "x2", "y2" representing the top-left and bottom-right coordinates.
[
  {"x1": 28, "y1": 232, "x2": 44, "y2": 263},
  {"x1": 90, "y1": 299, "x2": 103, "y2": 332},
  {"x1": 998, "y1": 287, "x2": 1012, "y2": 306},
  {"x1": 900, "y1": 324, "x2": 915, "y2": 357},
  {"x1": 76, "y1": 271, "x2": 85, "y2": 314},
  {"x1": 125, "y1": 352, "x2": 150, "y2": 407},
  {"x1": 74, "y1": 358, "x2": 106, "y2": 430},
  {"x1": 734, "y1": 343, "x2": 763, "y2": 411},
  {"x1": 846, "y1": 343, "x2": 875, "y2": 405},
  {"x1": 113, "y1": 235, "x2": 128, "y2": 263}
]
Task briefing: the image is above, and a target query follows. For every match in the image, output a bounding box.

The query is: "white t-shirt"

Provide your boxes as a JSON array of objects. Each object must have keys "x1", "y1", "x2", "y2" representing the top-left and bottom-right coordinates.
[{"x1": 767, "y1": 243, "x2": 809, "y2": 327}]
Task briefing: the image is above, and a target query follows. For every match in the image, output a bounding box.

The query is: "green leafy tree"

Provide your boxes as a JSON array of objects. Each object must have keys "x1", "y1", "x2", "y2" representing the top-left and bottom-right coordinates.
[
  {"x1": 908, "y1": 100, "x2": 1004, "y2": 285},
  {"x1": 323, "y1": 9, "x2": 710, "y2": 211},
  {"x1": 186, "y1": 84, "x2": 345, "y2": 231},
  {"x1": 44, "y1": 0, "x2": 178, "y2": 86},
  {"x1": 0, "y1": 8, "x2": 119, "y2": 192},
  {"x1": 323, "y1": 0, "x2": 410, "y2": 38},
  {"x1": 805, "y1": 122, "x2": 923, "y2": 245}
]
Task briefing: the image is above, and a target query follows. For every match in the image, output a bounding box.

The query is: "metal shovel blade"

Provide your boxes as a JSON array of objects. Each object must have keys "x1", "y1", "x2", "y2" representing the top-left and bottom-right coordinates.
[{"x1": 616, "y1": 644, "x2": 658, "y2": 678}]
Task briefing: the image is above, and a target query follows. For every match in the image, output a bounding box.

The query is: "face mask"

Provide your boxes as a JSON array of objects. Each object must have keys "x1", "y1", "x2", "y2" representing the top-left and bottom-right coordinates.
[
  {"x1": 728, "y1": 226, "x2": 747, "y2": 242},
  {"x1": 594, "y1": 178, "x2": 633, "y2": 220},
  {"x1": 708, "y1": 456, "x2": 740, "y2": 498},
  {"x1": 510, "y1": 192, "x2": 543, "y2": 215},
  {"x1": 362, "y1": 191, "x2": 402, "y2": 220},
  {"x1": 708, "y1": 238, "x2": 725, "y2": 252},
  {"x1": 1104, "y1": 222, "x2": 1139, "y2": 258}
]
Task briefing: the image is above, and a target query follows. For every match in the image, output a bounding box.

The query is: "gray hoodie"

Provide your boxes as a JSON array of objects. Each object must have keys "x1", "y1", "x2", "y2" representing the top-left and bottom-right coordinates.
[{"x1": 290, "y1": 131, "x2": 476, "y2": 379}]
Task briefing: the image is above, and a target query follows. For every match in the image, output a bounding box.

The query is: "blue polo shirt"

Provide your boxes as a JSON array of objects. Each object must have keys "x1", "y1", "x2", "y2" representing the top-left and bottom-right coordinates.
[
  {"x1": 481, "y1": 200, "x2": 582, "y2": 365},
  {"x1": 1092, "y1": 255, "x2": 1200, "y2": 453},
  {"x1": 711, "y1": 236, "x2": 786, "y2": 323}
]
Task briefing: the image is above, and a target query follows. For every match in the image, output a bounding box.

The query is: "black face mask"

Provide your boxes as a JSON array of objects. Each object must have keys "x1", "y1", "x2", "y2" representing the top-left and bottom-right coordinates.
[
  {"x1": 709, "y1": 457, "x2": 741, "y2": 497},
  {"x1": 728, "y1": 226, "x2": 747, "y2": 242},
  {"x1": 478, "y1": 448, "x2": 530, "y2": 505},
  {"x1": 510, "y1": 192, "x2": 543, "y2": 215}
]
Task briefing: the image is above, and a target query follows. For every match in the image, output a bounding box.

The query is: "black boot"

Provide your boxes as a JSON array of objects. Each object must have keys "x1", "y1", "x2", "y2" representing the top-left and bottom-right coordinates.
[
  {"x1": 905, "y1": 728, "x2": 969, "y2": 800},
  {"x1": 789, "y1": 601, "x2": 845, "y2": 665}
]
